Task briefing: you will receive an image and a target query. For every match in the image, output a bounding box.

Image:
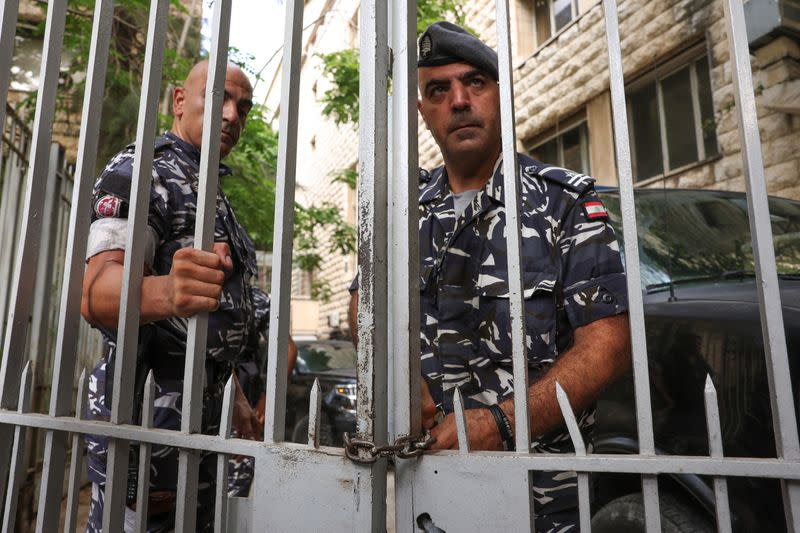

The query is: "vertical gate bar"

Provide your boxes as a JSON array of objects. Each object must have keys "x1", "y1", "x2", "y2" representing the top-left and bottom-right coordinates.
[
  {"x1": 0, "y1": 120, "x2": 20, "y2": 342},
  {"x1": 1, "y1": 363, "x2": 32, "y2": 533},
  {"x1": 63, "y1": 369, "x2": 89, "y2": 533},
  {"x1": 720, "y1": 0, "x2": 800, "y2": 528},
  {"x1": 494, "y1": 0, "x2": 532, "y2": 455},
  {"x1": 390, "y1": 2, "x2": 419, "y2": 530},
  {"x1": 28, "y1": 143, "x2": 60, "y2": 392},
  {"x1": 307, "y1": 378, "x2": 322, "y2": 448},
  {"x1": 389, "y1": 0, "x2": 420, "y2": 441},
  {"x1": 453, "y1": 388, "x2": 471, "y2": 454},
  {"x1": 214, "y1": 376, "x2": 235, "y2": 533},
  {"x1": 601, "y1": 0, "x2": 661, "y2": 531},
  {"x1": 102, "y1": 0, "x2": 169, "y2": 530},
  {"x1": 174, "y1": 4, "x2": 231, "y2": 531},
  {"x1": 174, "y1": 1, "x2": 231, "y2": 529},
  {"x1": 555, "y1": 383, "x2": 591, "y2": 532},
  {"x1": 0, "y1": 0, "x2": 21, "y2": 130},
  {"x1": 355, "y1": 0, "x2": 389, "y2": 530},
  {"x1": 703, "y1": 376, "x2": 732, "y2": 533},
  {"x1": 263, "y1": 0, "x2": 304, "y2": 446},
  {"x1": 134, "y1": 372, "x2": 155, "y2": 533},
  {"x1": 0, "y1": 0, "x2": 68, "y2": 513}
]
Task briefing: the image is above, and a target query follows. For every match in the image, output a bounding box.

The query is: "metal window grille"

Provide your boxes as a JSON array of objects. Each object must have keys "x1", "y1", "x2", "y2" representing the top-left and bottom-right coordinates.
[{"x1": 0, "y1": 0, "x2": 797, "y2": 532}]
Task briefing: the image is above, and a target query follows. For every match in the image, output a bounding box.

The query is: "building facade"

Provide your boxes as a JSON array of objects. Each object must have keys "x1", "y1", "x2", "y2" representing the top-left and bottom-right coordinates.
[{"x1": 269, "y1": 0, "x2": 800, "y2": 339}]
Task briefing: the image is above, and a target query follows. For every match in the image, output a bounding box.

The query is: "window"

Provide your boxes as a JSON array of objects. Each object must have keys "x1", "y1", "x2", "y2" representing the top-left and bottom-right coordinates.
[
  {"x1": 528, "y1": 120, "x2": 591, "y2": 174},
  {"x1": 533, "y1": 0, "x2": 579, "y2": 46},
  {"x1": 627, "y1": 48, "x2": 718, "y2": 182}
]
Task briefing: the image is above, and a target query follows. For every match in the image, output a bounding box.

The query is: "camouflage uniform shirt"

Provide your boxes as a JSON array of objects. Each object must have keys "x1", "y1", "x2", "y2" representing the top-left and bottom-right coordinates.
[
  {"x1": 84, "y1": 132, "x2": 262, "y2": 532},
  {"x1": 419, "y1": 153, "x2": 627, "y2": 521}
]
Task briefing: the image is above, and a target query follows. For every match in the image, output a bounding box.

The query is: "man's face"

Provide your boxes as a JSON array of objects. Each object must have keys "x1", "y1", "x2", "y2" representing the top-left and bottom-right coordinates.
[
  {"x1": 417, "y1": 62, "x2": 501, "y2": 163},
  {"x1": 173, "y1": 65, "x2": 254, "y2": 158}
]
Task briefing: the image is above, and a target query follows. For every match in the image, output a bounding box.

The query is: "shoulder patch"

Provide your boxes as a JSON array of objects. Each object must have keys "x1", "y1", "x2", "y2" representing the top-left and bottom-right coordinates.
[
  {"x1": 123, "y1": 135, "x2": 174, "y2": 154},
  {"x1": 94, "y1": 194, "x2": 128, "y2": 219},
  {"x1": 581, "y1": 199, "x2": 609, "y2": 220},
  {"x1": 419, "y1": 168, "x2": 431, "y2": 184},
  {"x1": 534, "y1": 165, "x2": 595, "y2": 193}
]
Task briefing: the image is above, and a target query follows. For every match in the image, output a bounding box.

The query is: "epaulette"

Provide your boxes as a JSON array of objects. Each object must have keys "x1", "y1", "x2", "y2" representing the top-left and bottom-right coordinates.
[
  {"x1": 526, "y1": 164, "x2": 595, "y2": 193},
  {"x1": 419, "y1": 168, "x2": 432, "y2": 184}
]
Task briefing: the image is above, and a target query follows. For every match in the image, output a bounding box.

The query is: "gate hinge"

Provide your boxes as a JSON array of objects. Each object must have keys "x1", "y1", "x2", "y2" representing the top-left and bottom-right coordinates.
[{"x1": 343, "y1": 431, "x2": 435, "y2": 464}]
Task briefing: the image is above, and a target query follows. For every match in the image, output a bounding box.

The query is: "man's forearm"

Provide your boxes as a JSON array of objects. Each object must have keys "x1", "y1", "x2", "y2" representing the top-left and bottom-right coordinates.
[{"x1": 500, "y1": 313, "x2": 631, "y2": 438}]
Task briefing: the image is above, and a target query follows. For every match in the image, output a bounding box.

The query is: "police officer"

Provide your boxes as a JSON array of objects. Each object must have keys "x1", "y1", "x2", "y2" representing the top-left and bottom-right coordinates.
[
  {"x1": 351, "y1": 22, "x2": 631, "y2": 530},
  {"x1": 81, "y1": 61, "x2": 295, "y2": 532}
]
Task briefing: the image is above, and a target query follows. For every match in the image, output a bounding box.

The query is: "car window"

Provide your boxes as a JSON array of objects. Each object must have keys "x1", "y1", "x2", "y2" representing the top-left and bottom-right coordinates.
[
  {"x1": 297, "y1": 342, "x2": 357, "y2": 373},
  {"x1": 601, "y1": 190, "x2": 800, "y2": 288}
]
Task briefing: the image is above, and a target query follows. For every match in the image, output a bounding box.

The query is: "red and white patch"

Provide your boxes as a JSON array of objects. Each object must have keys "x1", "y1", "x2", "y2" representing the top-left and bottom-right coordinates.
[
  {"x1": 582, "y1": 200, "x2": 608, "y2": 220},
  {"x1": 94, "y1": 194, "x2": 122, "y2": 218}
]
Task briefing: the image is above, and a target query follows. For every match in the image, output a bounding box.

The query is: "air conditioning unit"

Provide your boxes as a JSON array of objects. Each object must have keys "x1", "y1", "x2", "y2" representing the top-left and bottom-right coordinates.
[{"x1": 744, "y1": 0, "x2": 800, "y2": 47}]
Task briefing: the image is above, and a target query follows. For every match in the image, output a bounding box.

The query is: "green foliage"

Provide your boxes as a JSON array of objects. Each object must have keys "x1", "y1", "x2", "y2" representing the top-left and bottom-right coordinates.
[
  {"x1": 330, "y1": 167, "x2": 358, "y2": 190},
  {"x1": 222, "y1": 105, "x2": 279, "y2": 250},
  {"x1": 416, "y1": 0, "x2": 469, "y2": 35},
  {"x1": 318, "y1": 49, "x2": 360, "y2": 126},
  {"x1": 294, "y1": 202, "x2": 357, "y2": 272}
]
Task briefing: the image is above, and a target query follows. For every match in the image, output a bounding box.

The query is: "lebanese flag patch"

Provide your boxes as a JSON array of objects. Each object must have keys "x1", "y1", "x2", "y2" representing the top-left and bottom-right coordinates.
[
  {"x1": 582, "y1": 200, "x2": 608, "y2": 220},
  {"x1": 94, "y1": 194, "x2": 123, "y2": 218}
]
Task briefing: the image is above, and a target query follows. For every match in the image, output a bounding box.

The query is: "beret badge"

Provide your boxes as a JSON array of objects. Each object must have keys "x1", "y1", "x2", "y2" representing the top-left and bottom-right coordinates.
[{"x1": 420, "y1": 34, "x2": 432, "y2": 59}]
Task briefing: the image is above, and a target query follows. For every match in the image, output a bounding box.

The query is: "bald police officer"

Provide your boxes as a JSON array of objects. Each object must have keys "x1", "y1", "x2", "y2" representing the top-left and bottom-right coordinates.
[
  {"x1": 352, "y1": 21, "x2": 631, "y2": 531},
  {"x1": 81, "y1": 61, "x2": 296, "y2": 532}
]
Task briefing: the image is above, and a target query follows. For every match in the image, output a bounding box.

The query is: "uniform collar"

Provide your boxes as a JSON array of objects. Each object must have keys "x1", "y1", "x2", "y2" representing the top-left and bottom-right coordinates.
[
  {"x1": 163, "y1": 131, "x2": 233, "y2": 176},
  {"x1": 419, "y1": 154, "x2": 505, "y2": 207}
]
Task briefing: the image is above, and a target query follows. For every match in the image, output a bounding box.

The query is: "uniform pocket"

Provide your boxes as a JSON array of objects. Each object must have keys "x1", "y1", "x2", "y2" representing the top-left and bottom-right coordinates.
[{"x1": 475, "y1": 269, "x2": 559, "y2": 364}]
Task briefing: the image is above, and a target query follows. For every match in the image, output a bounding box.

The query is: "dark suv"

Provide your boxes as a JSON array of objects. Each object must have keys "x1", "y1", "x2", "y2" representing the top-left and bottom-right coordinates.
[{"x1": 285, "y1": 339, "x2": 357, "y2": 446}]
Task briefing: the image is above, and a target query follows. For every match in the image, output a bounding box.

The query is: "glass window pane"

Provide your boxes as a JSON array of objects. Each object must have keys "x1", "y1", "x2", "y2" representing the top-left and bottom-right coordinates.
[
  {"x1": 534, "y1": 0, "x2": 552, "y2": 45},
  {"x1": 662, "y1": 66, "x2": 698, "y2": 169},
  {"x1": 629, "y1": 83, "x2": 664, "y2": 180},
  {"x1": 531, "y1": 137, "x2": 559, "y2": 166},
  {"x1": 561, "y1": 123, "x2": 588, "y2": 174},
  {"x1": 696, "y1": 56, "x2": 718, "y2": 158},
  {"x1": 553, "y1": 0, "x2": 573, "y2": 32}
]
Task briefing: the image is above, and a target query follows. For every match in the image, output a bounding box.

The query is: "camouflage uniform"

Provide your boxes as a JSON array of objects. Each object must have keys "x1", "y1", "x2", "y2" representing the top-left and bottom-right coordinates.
[
  {"x1": 419, "y1": 153, "x2": 627, "y2": 532},
  {"x1": 84, "y1": 132, "x2": 263, "y2": 532}
]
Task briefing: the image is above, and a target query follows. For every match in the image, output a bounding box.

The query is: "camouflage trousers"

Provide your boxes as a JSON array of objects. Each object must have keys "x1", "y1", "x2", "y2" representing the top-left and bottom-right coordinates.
[
  {"x1": 85, "y1": 359, "x2": 255, "y2": 532},
  {"x1": 532, "y1": 470, "x2": 580, "y2": 532}
]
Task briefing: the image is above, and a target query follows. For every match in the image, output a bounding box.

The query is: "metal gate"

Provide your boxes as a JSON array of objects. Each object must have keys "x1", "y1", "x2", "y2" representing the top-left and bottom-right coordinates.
[{"x1": 0, "y1": 0, "x2": 798, "y2": 531}]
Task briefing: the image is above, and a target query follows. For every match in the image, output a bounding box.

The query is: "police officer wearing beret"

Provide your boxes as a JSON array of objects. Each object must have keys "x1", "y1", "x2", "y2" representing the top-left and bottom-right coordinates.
[
  {"x1": 81, "y1": 61, "x2": 296, "y2": 532},
  {"x1": 352, "y1": 21, "x2": 631, "y2": 531}
]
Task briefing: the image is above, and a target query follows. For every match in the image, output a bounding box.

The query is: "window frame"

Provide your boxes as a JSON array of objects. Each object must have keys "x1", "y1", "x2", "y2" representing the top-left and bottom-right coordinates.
[
  {"x1": 626, "y1": 42, "x2": 719, "y2": 182},
  {"x1": 526, "y1": 114, "x2": 591, "y2": 175}
]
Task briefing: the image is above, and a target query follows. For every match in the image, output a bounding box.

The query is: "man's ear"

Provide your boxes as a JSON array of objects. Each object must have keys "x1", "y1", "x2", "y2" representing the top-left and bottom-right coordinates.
[
  {"x1": 417, "y1": 99, "x2": 429, "y2": 129},
  {"x1": 172, "y1": 86, "x2": 185, "y2": 118}
]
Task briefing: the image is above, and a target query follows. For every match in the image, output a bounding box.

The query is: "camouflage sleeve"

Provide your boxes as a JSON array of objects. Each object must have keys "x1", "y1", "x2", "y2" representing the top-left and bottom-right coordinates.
[{"x1": 558, "y1": 188, "x2": 628, "y2": 329}]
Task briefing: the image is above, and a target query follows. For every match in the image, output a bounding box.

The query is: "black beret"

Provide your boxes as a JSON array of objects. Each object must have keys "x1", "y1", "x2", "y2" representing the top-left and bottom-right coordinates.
[{"x1": 418, "y1": 21, "x2": 498, "y2": 81}]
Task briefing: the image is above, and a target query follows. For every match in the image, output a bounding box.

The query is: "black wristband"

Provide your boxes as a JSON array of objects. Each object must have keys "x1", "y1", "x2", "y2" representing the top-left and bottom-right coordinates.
[{"x1": 488, "y1": 404, "x2": 515, "y2": 451}]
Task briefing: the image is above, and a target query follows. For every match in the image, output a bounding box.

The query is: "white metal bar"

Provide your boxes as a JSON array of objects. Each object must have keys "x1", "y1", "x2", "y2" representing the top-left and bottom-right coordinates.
[
  {"x1": 555, "y1": 383, "x2": 591, "y2": 532},
  {"x1": 263, "y1": 0, "x2": 304, "y2": 446},
  {"x1": 0, "y1": 120, "x2": 22, "y2": 345},
  {"x1": 355, "y1": 1, "x2": 390, "y2": 530},
  {"x1": 703, "y1": 376, "x2": 732, "y2": 533},
  {"x1": 453, "y1": 388, "x2": 470, "y2": 454},
  {"x1": 0, "y1": 0, "x2": 68, "y2": 515},
  {"x1": 720, "y1": 0, "x2": 800, "y2": 529},
  {"x1": 102, "y1": 0, "x2": 169, "y2": 529},
  {"x1": 175, "y1": 0, "x2": 232, "y2": 529},
  {"x1": 1, "y1": 363, "x2": 32, "y2": 533},
  {"x1": 36, "y1": 3, "x2": 116, "y2": 529},
  {"x1": 0, "y1": 0, "x2": 21, "y2": 130},
  {"x1": 308, "y1": 379, "x2": 322, "y2": 448},
  {"x1": 601, "y1": 1, "x2": 661, "y2": 530},
  {"x1": 214, "y1": 376, "x2": 235, "y2": 533},
  {"x1": 495, "y1": 0, "x2": 532, "y2": 454},
  {"x1": 134, "y1": 372, "x2": 156, "y2": 533},
  {"x1": 63, "y1": 369, "x2": 89, "y2": 533},
  {"x1": 389, "y1": 0, "x2": 420, "y2": 442}
]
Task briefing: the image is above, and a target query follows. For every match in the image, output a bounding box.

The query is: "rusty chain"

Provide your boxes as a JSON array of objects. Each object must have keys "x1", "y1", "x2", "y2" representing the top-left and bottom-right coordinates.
[{"x1": 343, "y1": 431, "x2": 436, "y2": 464}]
